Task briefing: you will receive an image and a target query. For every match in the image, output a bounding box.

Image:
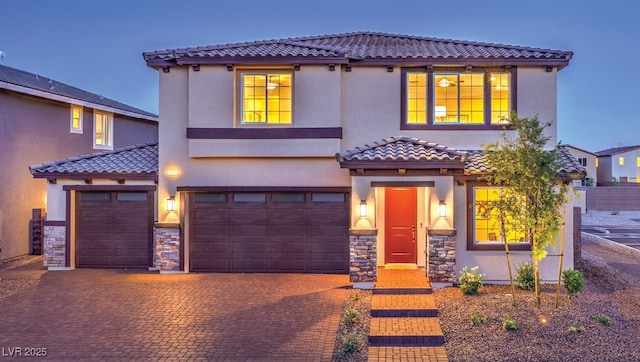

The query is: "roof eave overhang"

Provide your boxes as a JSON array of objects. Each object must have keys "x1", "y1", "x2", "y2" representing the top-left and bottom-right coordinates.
[
  {"x1": 338, "y1": 160, "x2": 465, "y2": 170},
  {"x1": 32, "y1": 172, "x2": 158, "y2": 181},
  {"x1": 350, "y1": 57, "x2": 571, "y2": 69},
  {"x1": 146, "y1": 56, "x2": 350, "y2": 68}
]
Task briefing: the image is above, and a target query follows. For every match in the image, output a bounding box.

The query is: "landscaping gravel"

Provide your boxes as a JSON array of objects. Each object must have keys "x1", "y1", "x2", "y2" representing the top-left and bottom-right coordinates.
[{"x1": 434, "y1": 255, "x2": 640, "y2": 362}]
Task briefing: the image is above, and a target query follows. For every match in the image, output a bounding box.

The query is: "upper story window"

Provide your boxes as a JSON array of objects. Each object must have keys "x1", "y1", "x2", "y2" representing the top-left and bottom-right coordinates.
[
  {"x1": 404, "y1": 67, "x2": 514, "y2": 129},
  {"x1": 70, "y1": 105, "x2": 83, "y2": 134},
  {"x1": 577, "y1": 157, "x2": 587, "y2": 167},
  {"x1": 239, "y1": 71, "x2": 292, "y2": 125},
  {"x1": 94, "y1": 110, "x2": 113, "y2": 150},
  {"x1": 619, "y1": 157, "x2": 625, "y2": 166}
]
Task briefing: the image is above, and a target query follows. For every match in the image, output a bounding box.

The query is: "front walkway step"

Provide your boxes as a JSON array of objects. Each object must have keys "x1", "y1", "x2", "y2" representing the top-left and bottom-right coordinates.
[
  {"x1": 371, "y1": 294, "x2": 438, "y2": 317},
  {"x1": 368, "y1": 317, "x2": 444, "y2": 347},
  {"x1": 373, "y1": 287, "x2": 432, "y2": 295},
  {"x1": 368, "y1": 346, "x2": 449, "y2": 362}
]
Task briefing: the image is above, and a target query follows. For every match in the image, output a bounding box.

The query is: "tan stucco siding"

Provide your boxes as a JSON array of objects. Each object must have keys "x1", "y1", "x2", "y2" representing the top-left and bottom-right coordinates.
[
  {"x1": 188, "y1": 139, "x2": 341, "y2": 157},
  {"x1": 294, "y1": 66, "x2": 341, "y2": 127},
  {"x1": 516, "y1": 67, "x2": 558, "y2": 145},
  {"x1": 188, "y1": 66, "x2": 234, "y2": 128}
]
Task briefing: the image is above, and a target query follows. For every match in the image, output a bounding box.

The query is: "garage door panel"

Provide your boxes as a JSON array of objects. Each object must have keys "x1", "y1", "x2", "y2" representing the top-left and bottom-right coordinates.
[
  {"x1": 192, "y1": 258, "x2": 230, "y2": 272},
  {"x1": 232, "y1": 225, "x2": 268, "y2": 236},
  {"x1": 310, "y1": 240, "x2": 346, "y2": 253},
  {"x1": 270, "y1": 209, "x2": 307, "y2": 223},
  {"x1": 311, "y1": 225, "x2": 348, "y2": 236},
  {"x1": 232, "y1": 241, "x2": 267, "y2": 254},
  {"x1": 270, "y1": 240, "x2": 307, "y2": 253},
  {"x1": 193, "y1": 225, "x2": 229, "y2": 236},
  {"x1": 192, "y1": 208, "x2": 229, "y2": 221},
  {"x1": 310, "y1": 209, "x2": 349, "y2": 225},
  {"x1": 310, "y1": 259, "x2": 348, "y2": 273},
  {"x1": 192, "y1": 240, "x2": 230, "y2": 253},
  {"x1": 270, "y1": 259, "x2": 307, "y2": 272},
  {"x1": 232, "y1": 209, "x2": 268, "y2": 222},
  {"x1": 232, "y1": 259, "x2": 267, "y2": 272},
  {"x1": 77, "y1": 191, "x2": 151, "y2": 269},
  {"x1": 270, "y1": 225, "x2": 306, "y2": 236}
]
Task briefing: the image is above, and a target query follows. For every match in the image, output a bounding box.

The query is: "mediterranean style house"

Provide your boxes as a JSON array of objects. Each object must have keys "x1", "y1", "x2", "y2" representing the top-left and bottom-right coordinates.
[
  {"x1": 34, "y1": 32, "x2": 585, "y2": 289},
  {"x1": 1, "y1": 64, "x2": 158, "y2": 261},
  {"x1": 562, "y1": 144, "x2": 597, "y2": 186},
  {"x1": 141, "y1": 31, "x2": 583, "y2": 287}
]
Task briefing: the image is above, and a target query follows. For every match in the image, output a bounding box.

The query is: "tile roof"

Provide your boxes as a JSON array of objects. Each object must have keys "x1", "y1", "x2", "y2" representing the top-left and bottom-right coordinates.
[
  {"x1": 594, "y1": 145, "x2": 640, "y2": 157},
  {"x1": 143, "y1": 31, "x2": 572, "y2": 69},
  {"x1": 0, "y1": 64, "x2": 157, "y2": 119},
  {"x1": 337, "y1": 137, "x2": 586, "y2": 178},
  {"x1": 336, "y1": 136, "x2": 467, "y2": 163},
  {"x1": 29, "y1": 142, "x2": 157, "y2": 178}
]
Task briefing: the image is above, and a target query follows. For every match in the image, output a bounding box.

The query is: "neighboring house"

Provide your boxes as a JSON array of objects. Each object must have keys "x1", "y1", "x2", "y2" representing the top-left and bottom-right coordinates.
[
  {"x1": 562, "y1": 144, "x2": 597, "y2": 186},
  {"x1": 36, "y1": 31, "x2": 583, "y2": 288},
  {"x1": 0, "y1": 64, "x2": 158, "y2": 261},
  {"x1": 595, "y1": 145, "x2": 640, "y2": 185}
]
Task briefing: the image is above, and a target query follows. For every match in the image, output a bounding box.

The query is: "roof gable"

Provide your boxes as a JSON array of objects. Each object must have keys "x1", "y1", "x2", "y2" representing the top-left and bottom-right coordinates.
[
  {"x1": 0, "y1": 64, "x2": 157, "y2": 121},
  {"x1": 144, "y1": 31, "x2": 572, "y2": 69},
  {"x1": 595, "y1": 145, "x2": 640, "y2": 157}
]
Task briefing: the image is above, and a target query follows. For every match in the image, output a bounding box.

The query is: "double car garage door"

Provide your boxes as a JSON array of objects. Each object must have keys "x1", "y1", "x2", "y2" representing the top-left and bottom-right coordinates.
[{"x1": 189, "y1": 190, "x2": 349, "y2": 273}]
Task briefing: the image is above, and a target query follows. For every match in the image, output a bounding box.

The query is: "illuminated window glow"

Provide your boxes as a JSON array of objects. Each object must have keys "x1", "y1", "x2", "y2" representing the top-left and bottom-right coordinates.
[
  {"x1": 241, "y1": 72, "x2": 292, "y2": 124},
  {"x1": 405, "y1": 69, "x2": 512, "y2": 126},
  {"x1": 474, "y1": 187, "x2": 526, "y2": 244},
  {"x1": 70, "y1": 105, "x2": 83, "y2": 134},
  {"x1": 94, "y1": 111, "x2": 113, "y2": 150},
  {"x1": 619, "y1": 157, "x2": 624, "y2": 166}
]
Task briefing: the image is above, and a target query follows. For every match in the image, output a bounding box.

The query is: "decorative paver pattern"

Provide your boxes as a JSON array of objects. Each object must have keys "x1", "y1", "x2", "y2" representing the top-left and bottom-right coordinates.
[
  {"x1": 0, "y1": 267, "x2": 349, "y2": 360},
  {"x1": 368, "y1": 346, "x2": 449, "y2": 362}
]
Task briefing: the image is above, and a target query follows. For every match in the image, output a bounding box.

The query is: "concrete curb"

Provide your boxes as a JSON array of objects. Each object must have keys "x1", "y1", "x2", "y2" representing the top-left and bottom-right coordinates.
[
  {"x1": 581, "y1": 232, "x2": 640, "y2": 260},
  {"x1": 0, "y1": 255, "x2": 43, "y2": 271}
]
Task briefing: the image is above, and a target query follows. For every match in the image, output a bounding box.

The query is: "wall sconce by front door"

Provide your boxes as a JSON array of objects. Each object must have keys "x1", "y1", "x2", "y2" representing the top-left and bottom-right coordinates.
[
  {"x1": 167, "y1": 196, "x2": 176, "y2": 211},
  {"x1": 359, "y1": 200, "x2": 367, "y2": 217},
  {"x1": 438, "y1": 200, "x2": 447, "y2": 217}
]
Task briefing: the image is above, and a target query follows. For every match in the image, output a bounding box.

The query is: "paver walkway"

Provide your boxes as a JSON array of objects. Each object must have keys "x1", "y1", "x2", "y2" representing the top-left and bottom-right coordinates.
[{"x1": 367, "y1": 268, "x2": 448, "y2": 362}]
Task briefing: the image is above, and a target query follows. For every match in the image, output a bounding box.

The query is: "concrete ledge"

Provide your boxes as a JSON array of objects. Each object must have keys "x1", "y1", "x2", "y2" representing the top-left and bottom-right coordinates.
[
  {"x1": 353, "y1": 282, "x2": 375, "y2": 290},
  {"x1": 47, "y1": 266, "x2": 73, "y2": 271},
  {"x1": 431, "y1": 282, "x2": 453, "y2": 290},
  {"x1": 581, "y1": 232, "x2": 640, "y2": 260},
  {"x1": 159, "y1": 270, "x2": 186, "y2": 275}
]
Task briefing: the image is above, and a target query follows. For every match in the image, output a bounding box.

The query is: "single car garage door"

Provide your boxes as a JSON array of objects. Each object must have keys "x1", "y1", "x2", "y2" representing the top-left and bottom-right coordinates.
[
  {"x1": 76, "y1": 191, "x2": 152, "y2": 268},
  {"x1": 190, "y1": 190, "x2": 349, "y2": 273}
]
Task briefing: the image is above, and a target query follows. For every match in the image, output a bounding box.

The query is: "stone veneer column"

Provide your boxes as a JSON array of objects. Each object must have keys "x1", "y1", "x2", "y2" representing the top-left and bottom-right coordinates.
[
  {"x1": 349, "y1": 229, "x2": 378, "y2": 289},
  {"x1": 154, "y1": 223, "x2": 181, "y2": 272},
  {"x1": 43, "y1": 224, "x2": 66, "y2": 268},
  {"x1": 427, "y1": 229, "x2": 457, "y2": 283}
]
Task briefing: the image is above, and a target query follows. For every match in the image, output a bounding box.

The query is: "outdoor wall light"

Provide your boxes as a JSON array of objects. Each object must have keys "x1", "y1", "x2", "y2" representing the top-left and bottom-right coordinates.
[
  {"x1": 359, "y1": 200, "x2": 367, "y2": 217},
  {"x1": 166, "y1": 168, "x2": 180, "y2": 177},
  {"x1": 438, "y1": 200, "x2": 447, "y2": 218},
  {"x1": 167, "y1": 196, "x2": 176, "y2": 211}
]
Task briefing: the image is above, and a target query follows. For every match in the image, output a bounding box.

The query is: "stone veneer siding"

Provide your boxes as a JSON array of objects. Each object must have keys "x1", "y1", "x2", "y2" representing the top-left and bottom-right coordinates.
[
  {"x1": 427, "y1": 229, "x2": 456, "y2": 283},
  {"x1": 154, "y1": 224, "x2": 181, "y2": 272},
  {"x1": 43, "y1": 225, "x2": 66, "y2": 267},
  {"x1": 349, "y1": 229, "x2": 378, "y2": 283}
]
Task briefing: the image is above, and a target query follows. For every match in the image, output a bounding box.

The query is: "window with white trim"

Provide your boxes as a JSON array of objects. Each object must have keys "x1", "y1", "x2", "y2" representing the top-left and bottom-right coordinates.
[
  {"x1": 239, "y1": 71, "x2": 292, "y2": 125},
  {"x1": 94, "y1": 111, "x2": 113, "y2": 150},
  {"x1": 70, "y1": 105, "x2": 83, "y2": 134}
]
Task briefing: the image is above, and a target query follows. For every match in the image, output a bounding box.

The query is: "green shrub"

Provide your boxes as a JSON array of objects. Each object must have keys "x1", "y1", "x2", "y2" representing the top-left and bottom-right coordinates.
[
  {"x1": 338, "y1": 332, "x2": 363, "y2": 356},
  {"x1": 459, "y1": 266, "x2": 485, "y2": 295},
  {"x1": 501, "y1": 314, "x2": 518, "y2": 330},
  {"x1": 561, "y1": 269, "x2": 585, "y2": 298},
  {"x1": 515, "y1": 262, "x2": 535, "y2": 291},
  {"x1": 341, "y1": 307, "x2": 362, "y2": 327},
  {"x1": 352, "y1": 290, "x2": 361, "y2": 301},
  {"x1": 569, "y1": 321, "x2": 585, "y2": 333},
  {"x1": 471, "y1": 312, "x2": 488, "y2": 326},
  {"x1": 593, "y1": 314, "x2": 611, "y2": 326}
]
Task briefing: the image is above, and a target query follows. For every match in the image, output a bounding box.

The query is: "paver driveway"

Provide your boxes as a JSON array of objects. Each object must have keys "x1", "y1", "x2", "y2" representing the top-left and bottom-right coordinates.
[{"x1": 0, "y1": 265, "x2": 350, "y2": 361}]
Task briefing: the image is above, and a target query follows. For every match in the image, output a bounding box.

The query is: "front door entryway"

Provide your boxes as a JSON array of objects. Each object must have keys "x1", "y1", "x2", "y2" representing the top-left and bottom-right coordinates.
[{"x1": 384, "y1": 187, "x2": 417, "y2": 263}]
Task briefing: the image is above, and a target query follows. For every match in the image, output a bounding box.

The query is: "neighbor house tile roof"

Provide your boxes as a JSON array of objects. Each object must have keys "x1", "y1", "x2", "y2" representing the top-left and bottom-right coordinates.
[
  {"x1": 144, "y1": 31, "x2": 572, "y2": 69},
  {"x1": 0, "y1": 64, "x2": 157, "y2": 119},
  {"x1": 29, "y1": 142, "x2": 158, "y2": 179},
  {"x1": 594, "y1": 145, "x2": 640, "y2": 157},
  {"x1": 337, "y1": 137, "x2": 586, "y2": 178}
]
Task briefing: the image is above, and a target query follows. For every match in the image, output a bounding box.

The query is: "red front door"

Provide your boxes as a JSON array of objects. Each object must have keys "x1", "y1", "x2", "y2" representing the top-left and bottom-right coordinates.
[{"x1": 385, "y1": 187, "x2": 417, "y2": 263}]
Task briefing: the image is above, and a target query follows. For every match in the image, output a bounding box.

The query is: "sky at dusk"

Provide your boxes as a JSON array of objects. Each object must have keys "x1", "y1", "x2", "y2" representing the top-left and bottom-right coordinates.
[{"x1": 1, "y1": 0, "x2": 638, "y2": 152}]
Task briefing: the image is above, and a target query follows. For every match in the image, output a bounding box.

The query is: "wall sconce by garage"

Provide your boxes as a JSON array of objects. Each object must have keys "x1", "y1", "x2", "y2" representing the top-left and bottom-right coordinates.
[
  {"x1": 166, "y1": 168, "x2": 180, "y2": 177},
  {"x1": 167, "y1": 196, "x2": 176, "y2": 211},
  {"x1": 438, "y1": 200, "x2": 447, "y2": 218},
  {"x1": 359, "y1": 200, "x2": 367, "y2": 217}
]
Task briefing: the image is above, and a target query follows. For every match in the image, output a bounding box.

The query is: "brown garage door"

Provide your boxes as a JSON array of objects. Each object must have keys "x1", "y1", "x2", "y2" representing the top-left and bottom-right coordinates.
[
  {"x1": 76, "y1": 191, "x2": 152, "y2": 269},
  {"x1": 190, "y1": 191, "x2": 349, "y2": 273}
]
